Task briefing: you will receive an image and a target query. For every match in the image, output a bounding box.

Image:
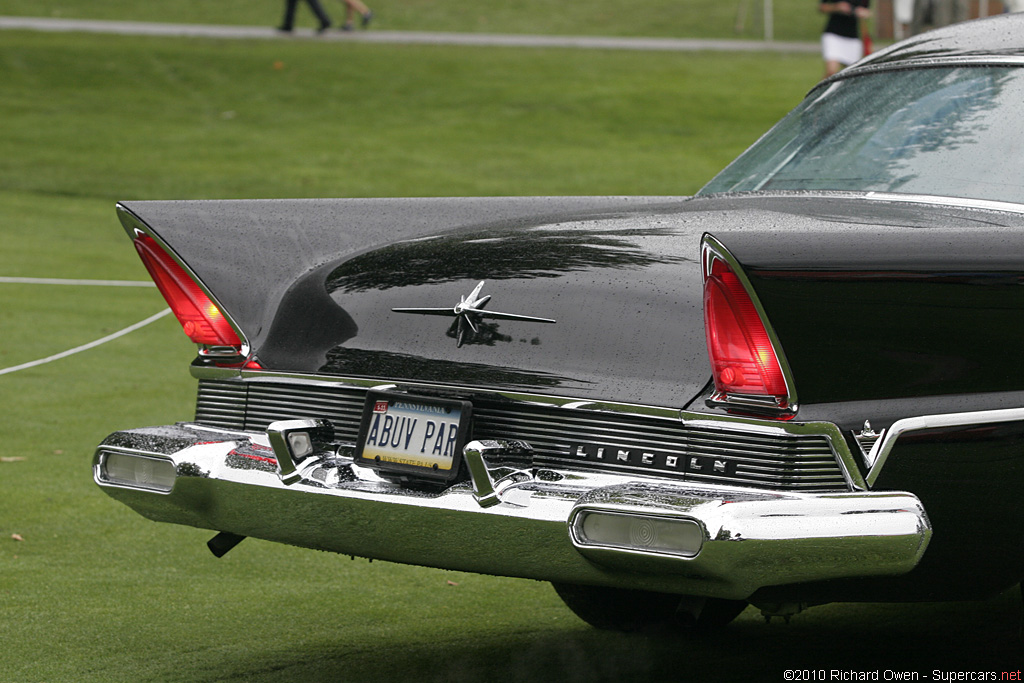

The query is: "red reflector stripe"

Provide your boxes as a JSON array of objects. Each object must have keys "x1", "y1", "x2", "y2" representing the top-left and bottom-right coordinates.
[
  {"x1": 134, "y1": 235, "x2": 242, "y2": 348},
  {"x1": 227, "y1": 449, "x2": 277, "y2": 464}
]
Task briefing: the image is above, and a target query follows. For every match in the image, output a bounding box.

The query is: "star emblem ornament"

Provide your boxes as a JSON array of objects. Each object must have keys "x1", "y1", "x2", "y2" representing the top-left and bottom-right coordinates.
[{"x1": 392, "y1": 281, "x2": 556, "y2": 347}]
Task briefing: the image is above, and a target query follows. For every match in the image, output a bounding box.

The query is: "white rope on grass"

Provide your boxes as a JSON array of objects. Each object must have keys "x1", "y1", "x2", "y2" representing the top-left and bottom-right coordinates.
[
  {"x1": 0, "y1": 308, "x2": 173, "y2": 376},
  {"x1": 0, "y1": 277, "x2": 154, "y2": 287}
]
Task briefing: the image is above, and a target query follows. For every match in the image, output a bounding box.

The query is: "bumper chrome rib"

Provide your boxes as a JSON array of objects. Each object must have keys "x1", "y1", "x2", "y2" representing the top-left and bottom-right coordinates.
[{"x1": 94, "y1": 422, "x2": 930, "y2": 600}]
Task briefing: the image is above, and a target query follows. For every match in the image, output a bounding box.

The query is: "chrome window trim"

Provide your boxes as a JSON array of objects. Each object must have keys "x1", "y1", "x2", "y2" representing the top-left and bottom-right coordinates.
[
  {"x1": 865, "y1": 407, "x2": 1024, "y2": 487},
  {"x1": 823, "y1": 57, "x2": 1024, "y2": 88},
  {"x1": 116, "y1": 204, "x2": 251, "y2": 359},
  {"x1": 189, "y1": 364, "x2": 867, "y2": 491},
  {"x1": 702, "y1": 190, "x2": 1024, "y2": 216},
  {"x1": 863, "y1": 192, "x2": 1024, "y2": 215}
]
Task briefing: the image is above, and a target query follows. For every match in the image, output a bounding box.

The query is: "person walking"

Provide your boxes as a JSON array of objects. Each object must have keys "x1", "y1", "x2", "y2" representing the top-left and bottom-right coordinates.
[
  {"x1": 819, "y1": 1, "x2": 871, "y2": 79},
  {"x1": 278, "y1": 0, "x2": 333, "y2": 33},
  {"x1": 337, "y1": 0, "x2": 374, "y2": 31}
]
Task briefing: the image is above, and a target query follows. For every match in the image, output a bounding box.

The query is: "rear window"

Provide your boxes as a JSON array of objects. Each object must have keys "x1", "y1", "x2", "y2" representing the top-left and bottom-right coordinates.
[{"x1": 699, "y1": 66, "x2": 1024, "y2": 204}]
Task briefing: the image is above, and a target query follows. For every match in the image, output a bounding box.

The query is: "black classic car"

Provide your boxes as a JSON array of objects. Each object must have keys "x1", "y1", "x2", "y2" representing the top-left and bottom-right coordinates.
[{"x1": 95, "y1": 14, "x2": 1024, "y2": 632}]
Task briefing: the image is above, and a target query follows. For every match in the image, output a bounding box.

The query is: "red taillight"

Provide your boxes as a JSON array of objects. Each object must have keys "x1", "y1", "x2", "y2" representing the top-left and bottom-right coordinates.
[
  {"x1": 702, "y1": 239, "x2": 791, "y2": 413},
  {"x1": 134, "y1": 235, "x2": 242, "y2": 348}
]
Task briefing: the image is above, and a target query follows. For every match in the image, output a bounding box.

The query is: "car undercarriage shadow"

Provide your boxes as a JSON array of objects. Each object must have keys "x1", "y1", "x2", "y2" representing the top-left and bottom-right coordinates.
[{"x1": 199, "y1": 588, "x2": 1022, "y2": 683}]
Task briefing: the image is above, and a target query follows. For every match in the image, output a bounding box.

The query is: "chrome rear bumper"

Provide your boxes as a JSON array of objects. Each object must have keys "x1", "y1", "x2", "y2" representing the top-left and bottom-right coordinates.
[{"x1": 94, "y1": 422, "x2": 930, "y2": 600}]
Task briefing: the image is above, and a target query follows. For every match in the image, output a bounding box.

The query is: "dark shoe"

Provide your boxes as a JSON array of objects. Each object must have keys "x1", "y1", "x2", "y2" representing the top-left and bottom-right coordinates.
[
  {"x1": 316, "y1": 21, "x2": 331, "y2": 34},
  {"x1": 341, "y1": 22, "x2": 354, "y2": 31},
  {"x1": 361, "y1": 11, "x2": 373, "y2": 28},
  {"x1": 276, "y1": 25, "x2": 294, "y2": 32}
]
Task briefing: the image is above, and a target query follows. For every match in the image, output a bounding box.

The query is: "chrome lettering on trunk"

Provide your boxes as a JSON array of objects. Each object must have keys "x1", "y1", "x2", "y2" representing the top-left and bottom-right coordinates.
[{"x1": 568, "y1": 442, "x2": 735, "y2": 478}]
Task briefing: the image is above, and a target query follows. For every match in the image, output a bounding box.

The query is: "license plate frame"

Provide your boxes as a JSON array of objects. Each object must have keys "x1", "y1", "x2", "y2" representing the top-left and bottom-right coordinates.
[{"x1": 355, "y1": 390, "x2": 472, "y2": 483}]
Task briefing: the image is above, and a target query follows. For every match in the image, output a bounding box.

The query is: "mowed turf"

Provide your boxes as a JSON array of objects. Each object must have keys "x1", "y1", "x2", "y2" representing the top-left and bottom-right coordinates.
[
  {"x1": 1, "y1": 28, "x2": 1022, "y2": 683},
  {"x1": 0, "y1": 0, "x2": 826, "y2": 42},
  {"x1": 0, "y1": 31, "x2": 816, "y2": 201}
]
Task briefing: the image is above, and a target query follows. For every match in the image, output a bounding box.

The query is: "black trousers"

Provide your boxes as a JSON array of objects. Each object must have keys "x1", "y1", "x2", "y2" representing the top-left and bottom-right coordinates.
[{"x1": 281, "y1": 0, "x2": 331, "y2": 30}]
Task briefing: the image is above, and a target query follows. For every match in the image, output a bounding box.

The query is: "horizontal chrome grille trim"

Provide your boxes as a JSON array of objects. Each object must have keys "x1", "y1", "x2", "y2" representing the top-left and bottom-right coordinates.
[
  {"x1": 194, "y1": 376, "x2": 856, "y2": 492},
  {"x1": 471, "y1": 406, "x2": 843, "y2": 490}
]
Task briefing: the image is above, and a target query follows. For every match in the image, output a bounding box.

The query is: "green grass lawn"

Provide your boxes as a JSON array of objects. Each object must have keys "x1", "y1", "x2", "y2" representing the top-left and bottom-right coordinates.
[
  {"x1": 0, "y1": 31, "x2": 817, "y2": 202},
  {"x1": 0, "y1": 25, "x2": 1021, "y2": 683},
  {"x1": 0, "y1": 0, "x2": 826, "y2": 41}
]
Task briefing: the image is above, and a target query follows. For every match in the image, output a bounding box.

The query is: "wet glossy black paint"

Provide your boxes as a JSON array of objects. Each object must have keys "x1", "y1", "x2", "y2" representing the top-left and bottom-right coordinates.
[
  {"x1": 691, "y1": 194, "x2": 1024, "y2": 405},
  {"x1": 321, "y1": 224, "x2": 704, "y2": 405},
  {"x1": 123, "y1": 192, "x2": 1024, "y2": 410}
]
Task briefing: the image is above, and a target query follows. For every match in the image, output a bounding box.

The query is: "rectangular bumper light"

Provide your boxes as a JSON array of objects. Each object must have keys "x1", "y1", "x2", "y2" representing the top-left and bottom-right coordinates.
[
  {"x1": 571, "y1": 510, "x2": 704, "y2": 558},
  {"x1": 98, "y1": 451, "x2": 176, "y2": 493}
]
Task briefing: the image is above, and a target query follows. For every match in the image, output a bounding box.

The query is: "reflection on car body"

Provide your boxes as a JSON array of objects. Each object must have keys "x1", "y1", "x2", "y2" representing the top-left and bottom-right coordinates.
[{"x1": 95, "y1": 14, "x2": 1024, "y2": 633}]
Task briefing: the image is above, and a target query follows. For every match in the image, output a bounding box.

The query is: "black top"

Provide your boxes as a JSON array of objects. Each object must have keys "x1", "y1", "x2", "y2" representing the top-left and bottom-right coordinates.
[{"x1": 822, "y1": 0, "x2": 868, "y2": 38}]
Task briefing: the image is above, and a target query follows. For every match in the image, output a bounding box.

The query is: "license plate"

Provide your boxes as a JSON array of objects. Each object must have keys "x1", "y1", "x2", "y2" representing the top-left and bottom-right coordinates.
[{"x1": 355, "y1": 391, "x2": 472, "y2": 483}]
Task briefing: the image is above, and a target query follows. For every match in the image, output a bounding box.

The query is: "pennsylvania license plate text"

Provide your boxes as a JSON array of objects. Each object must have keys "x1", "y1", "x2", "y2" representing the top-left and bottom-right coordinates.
[{"x1": 360, "y1": 398, "x2": 465, "y2": 472}]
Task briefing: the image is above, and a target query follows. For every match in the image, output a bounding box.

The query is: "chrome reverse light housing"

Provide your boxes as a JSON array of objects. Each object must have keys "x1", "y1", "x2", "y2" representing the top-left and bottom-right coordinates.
[
  {"x1": 569, "y1": 508, "x2": 705, "y2": 559},
  {"x1": 95, "y1": 448, "x2": 177, "y2": 493}
]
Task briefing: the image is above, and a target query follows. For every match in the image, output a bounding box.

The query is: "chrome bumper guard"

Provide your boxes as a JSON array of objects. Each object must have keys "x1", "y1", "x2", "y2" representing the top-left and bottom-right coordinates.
[{"x1": 94, "y1": 421, "x2": 931, "y2": 600}]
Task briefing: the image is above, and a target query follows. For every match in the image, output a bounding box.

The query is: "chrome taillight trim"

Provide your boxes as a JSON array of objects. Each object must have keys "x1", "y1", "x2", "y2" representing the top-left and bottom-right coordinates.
[
  {"x1": 700, "y1": 233, "x2": 798, "y2": 417},
  {"x1": 116, "y1": 203, "x2": 251, "y2": 359}
]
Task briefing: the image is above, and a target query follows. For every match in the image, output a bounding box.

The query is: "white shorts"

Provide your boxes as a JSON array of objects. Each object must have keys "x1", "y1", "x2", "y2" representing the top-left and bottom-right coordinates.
[
  {"x1": 894, "y1": 0, "x2": 913, "y2": 23},
  {"x1": 822, "y1": 33, "x2": 864, "y2": 66}
]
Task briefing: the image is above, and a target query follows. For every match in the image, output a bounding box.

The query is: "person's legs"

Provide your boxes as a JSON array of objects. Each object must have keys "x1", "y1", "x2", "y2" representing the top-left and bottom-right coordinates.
[
  {"x1": 345, "y1": 0, "x2": 371, "y2": 14},
  {"x1": 304, "y1": 0, "x2": 332, "y2": 30},
  {"x1": 279, "y1": 0, "x2": 299, "y2": 31},
  {"x1": 341, "y1": 0, "x2": 372, "y2": 30}
]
